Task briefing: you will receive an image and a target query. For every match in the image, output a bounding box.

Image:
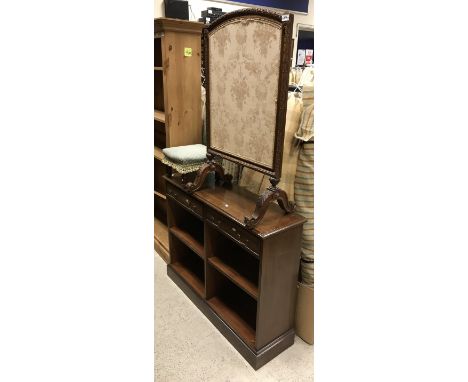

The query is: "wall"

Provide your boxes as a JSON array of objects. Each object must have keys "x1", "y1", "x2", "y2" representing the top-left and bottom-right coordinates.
[{"x1": 155, "y1": 0, "x2": 314, "y2": 65}]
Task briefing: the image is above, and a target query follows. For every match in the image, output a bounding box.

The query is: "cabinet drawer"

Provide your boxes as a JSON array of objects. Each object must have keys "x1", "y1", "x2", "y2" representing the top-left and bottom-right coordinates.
[
  {"x1": 206, "y1": 209, "x2": 261, "y2": 256},
  {"x1": 166, "y1": 183, "x2": 203, "y2": 218}
]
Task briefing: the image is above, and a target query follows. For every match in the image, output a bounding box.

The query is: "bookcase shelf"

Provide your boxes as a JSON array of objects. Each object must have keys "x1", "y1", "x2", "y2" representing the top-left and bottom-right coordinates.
[
  {"x1": 208, "y1": 294, "x2": 256, "y2": 349},
  {"x1": 154, "y1": 190, "x2": 166, "y2": 200},
  {"x1": 154, "y1": 110, "x2": 165, "y2": 123},
  {"x1": 170, "y1": 226, "x2": 204, "y2": 259},
  {"x1": 154, "y1": 146, "x2": 164, "y2": 161},
  {"x1": 206, "y1": 223, "x2": 259, "y2": 300},
  {"x1": 165, "y1": 176, "x2": 306, "y2": 369},
  {"x1": 154, "y1": 216, "x2": 169, "y2": 262},
  {"x1": 208, "y1": 257, "x2": 258, "y2": 300},
  {"x1": 169, "y1": 230, "x2": 205, "y2": 298},
  {"x1": 168, "y1": 197, "x2": 204, "y2": 246},
  {"x1": 170, "y1": 262, "x2": 205, "y2": 298}
]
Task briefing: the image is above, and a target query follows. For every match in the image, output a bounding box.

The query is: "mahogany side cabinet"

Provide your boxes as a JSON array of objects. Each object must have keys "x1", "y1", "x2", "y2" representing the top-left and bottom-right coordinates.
[{"x1": 164, "y1": 175, "x2": 306, "y2": 369}]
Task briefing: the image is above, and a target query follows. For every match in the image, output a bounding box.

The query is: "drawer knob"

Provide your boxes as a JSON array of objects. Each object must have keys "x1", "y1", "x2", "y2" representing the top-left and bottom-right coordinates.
[{"x1": 232, "y1": 227, "x2": 236, "y2": 232}]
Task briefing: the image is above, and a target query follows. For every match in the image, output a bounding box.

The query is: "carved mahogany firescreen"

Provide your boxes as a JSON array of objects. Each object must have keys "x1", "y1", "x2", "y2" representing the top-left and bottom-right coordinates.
[
  {"x1": 206, "y1": 9, "x2": 293, "y2": 177},
  {"x1": 186, "y1": 9, "x2": 295, "y2": 228}
]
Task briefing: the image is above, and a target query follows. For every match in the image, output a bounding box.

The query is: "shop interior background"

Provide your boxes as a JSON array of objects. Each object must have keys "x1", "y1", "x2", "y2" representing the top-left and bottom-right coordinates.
[{"x1": 154, "y1": 0, "x2": 314, "y2": 67}]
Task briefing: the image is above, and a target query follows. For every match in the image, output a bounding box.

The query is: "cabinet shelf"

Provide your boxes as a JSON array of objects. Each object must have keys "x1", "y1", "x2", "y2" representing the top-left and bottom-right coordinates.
[
  {"x1": 170, "y1": 262, "x2": 204, "y2": 298},
  {"x1": 154, "y1": 216, "x2": 169, "y2": 262},
  {"x1": 154, "y1": 146, "x2": 164, "y2": 161},
  {"x1": 170, "y1": 226, "x2": 204, "y2": 259},
  {"x1": 168, "y1": 196, "x2": 205, "y2": 246},
  {"x1": 208, "y1": 296, "x2": 256, "y2": 349},
  {"x1": 154, "y1": 190, "x2": 166, "y2": 200},
  {"x1": 154, "y1": 110, "x2": 165, "y2": 123},
  {"x1": 208, "y1": 257, "x2": 258, "y2": 300}
]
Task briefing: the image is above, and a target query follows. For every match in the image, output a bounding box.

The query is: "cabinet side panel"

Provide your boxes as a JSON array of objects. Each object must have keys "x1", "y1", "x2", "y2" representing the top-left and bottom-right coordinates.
[
  {"x1": 163, "y1": 31, "x2": 202, "y2": 148},
  {"x1": 256, "y1": 226, "x2": 302, "y2": 349}
]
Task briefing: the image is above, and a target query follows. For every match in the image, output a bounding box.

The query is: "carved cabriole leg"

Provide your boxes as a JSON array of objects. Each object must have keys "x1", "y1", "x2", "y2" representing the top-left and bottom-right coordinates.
[
  {"x1": 276, "y1": 187, "x2": 296, "y2": 213},
  {"x1": 184, "y1": 153, "x2": 227, "y2": 193},
  {"x1": 244, "y1": 178, "x2": 295, "y2": 230}
]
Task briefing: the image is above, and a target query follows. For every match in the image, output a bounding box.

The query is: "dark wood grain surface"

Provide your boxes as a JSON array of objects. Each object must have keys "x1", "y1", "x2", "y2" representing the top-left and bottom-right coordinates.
[
  {"x1": 170, "y1": 226, "x2": 204, "y2": 259},
  {"x1": 255, "y1": 226, "x2": 303, "y2": 349},
  {"x1": 208, "y1": 296, "x2": 256, "y2": 349},
  {"x1": 208, "y1": 257, "x2": 259, "y2": 300},
  {"x1": 167, "y1": 266, "x2": 296, "y2": 370},
  {"x1": 165, "y1": 175, "x2": 306, "y2": 238},
  {"x1": 169, "y1": 262, "x2": 205, "y2": 298}
]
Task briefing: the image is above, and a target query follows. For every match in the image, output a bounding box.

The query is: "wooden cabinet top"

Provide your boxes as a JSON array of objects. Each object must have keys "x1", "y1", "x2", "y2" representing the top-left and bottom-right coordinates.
[
  {"x1": 155, "y1": 18, "x2": 204, "y2": 35},
  {"x1": 165, "y1": 176, "x2": 306, "y2": 238}
]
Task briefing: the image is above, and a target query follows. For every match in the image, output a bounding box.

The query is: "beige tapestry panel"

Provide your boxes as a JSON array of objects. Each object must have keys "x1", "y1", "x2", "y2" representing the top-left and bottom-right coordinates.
[{"x1": 208, "y1": 17, "x2": 282, "y2": 169}]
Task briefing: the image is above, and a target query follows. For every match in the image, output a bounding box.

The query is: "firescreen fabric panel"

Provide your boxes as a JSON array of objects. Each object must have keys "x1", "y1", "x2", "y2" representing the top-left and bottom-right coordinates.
[{"x1": 208, "y1": 16, "x2": 282, "y2": 170}]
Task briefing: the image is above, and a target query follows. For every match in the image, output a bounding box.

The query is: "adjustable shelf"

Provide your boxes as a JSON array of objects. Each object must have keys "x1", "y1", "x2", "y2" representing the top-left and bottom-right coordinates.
[
  {"x1": 154, "y1": 216, "x2": 169, "y2": 262},
  {"x1": 169, "y1": 227, "x2": 205, "y2": 298},
  {"x1": 154, "y1": 147, "x2": 163, "y2": 161},
  {"x1": 169, "y1": 261, "x2": 205, "y2": 298},
  {"x1": 208, "y1": 295, "x2": 256, "y2": 347},
  {"x1": 170, "y1": 226, "x2": 204, "y2": 259},
  {"x1": 206, "y1": 223, "x2": 259, "y2": 300},
  {"x1": 154, "y1": 110, "x2": 165, "y2": 123},
  {"x1": 165, "y1": 176, "x2": 306, "y2": 369},
  {"x1": 167, "y1": 197, "x2": 204, "y2": 245},
  {"x1": 208, "y1": 257, "x2": 258, "y2": 300},
  {"x1": 207, "y1": 280, "x2": 257, "y2": 348},
  {"x1": 154, "y1": 190, "x2": 166, "y2": 200}
]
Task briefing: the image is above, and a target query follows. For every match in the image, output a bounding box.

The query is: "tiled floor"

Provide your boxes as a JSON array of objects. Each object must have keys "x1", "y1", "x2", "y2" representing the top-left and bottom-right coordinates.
[{"x1": 154, "y1": 253, "x2": 314, "y2": 381}]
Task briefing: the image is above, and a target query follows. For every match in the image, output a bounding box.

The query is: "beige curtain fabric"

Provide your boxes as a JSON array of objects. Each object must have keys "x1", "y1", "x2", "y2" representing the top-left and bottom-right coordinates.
[
  {"x1": 295, "y1": 81, "x2": 314, "y2": 142},
  {"x1": 289, "y1": 67, "x2": 314, "y2": 87},
  {"x1": 239, "y1": 94, "x2": 303, "y2": 199}
]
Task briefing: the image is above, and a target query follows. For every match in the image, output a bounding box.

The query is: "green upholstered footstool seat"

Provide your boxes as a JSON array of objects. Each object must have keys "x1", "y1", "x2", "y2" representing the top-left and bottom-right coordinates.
[{"x1": 162, "y1": 144, "x2": 207, "y2": 174}]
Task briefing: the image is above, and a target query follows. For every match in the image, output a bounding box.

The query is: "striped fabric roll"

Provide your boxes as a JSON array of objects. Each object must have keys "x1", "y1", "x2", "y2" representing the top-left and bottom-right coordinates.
[
  {"x1": 300, "y1": 259, "x2": 314, "y2": 286},
  {"x1": 295, "y1": 142, "x2": 314, "y2": 285},
  {"x1": 222, "y1": 159, "x2": 241, "y2": 184}
]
